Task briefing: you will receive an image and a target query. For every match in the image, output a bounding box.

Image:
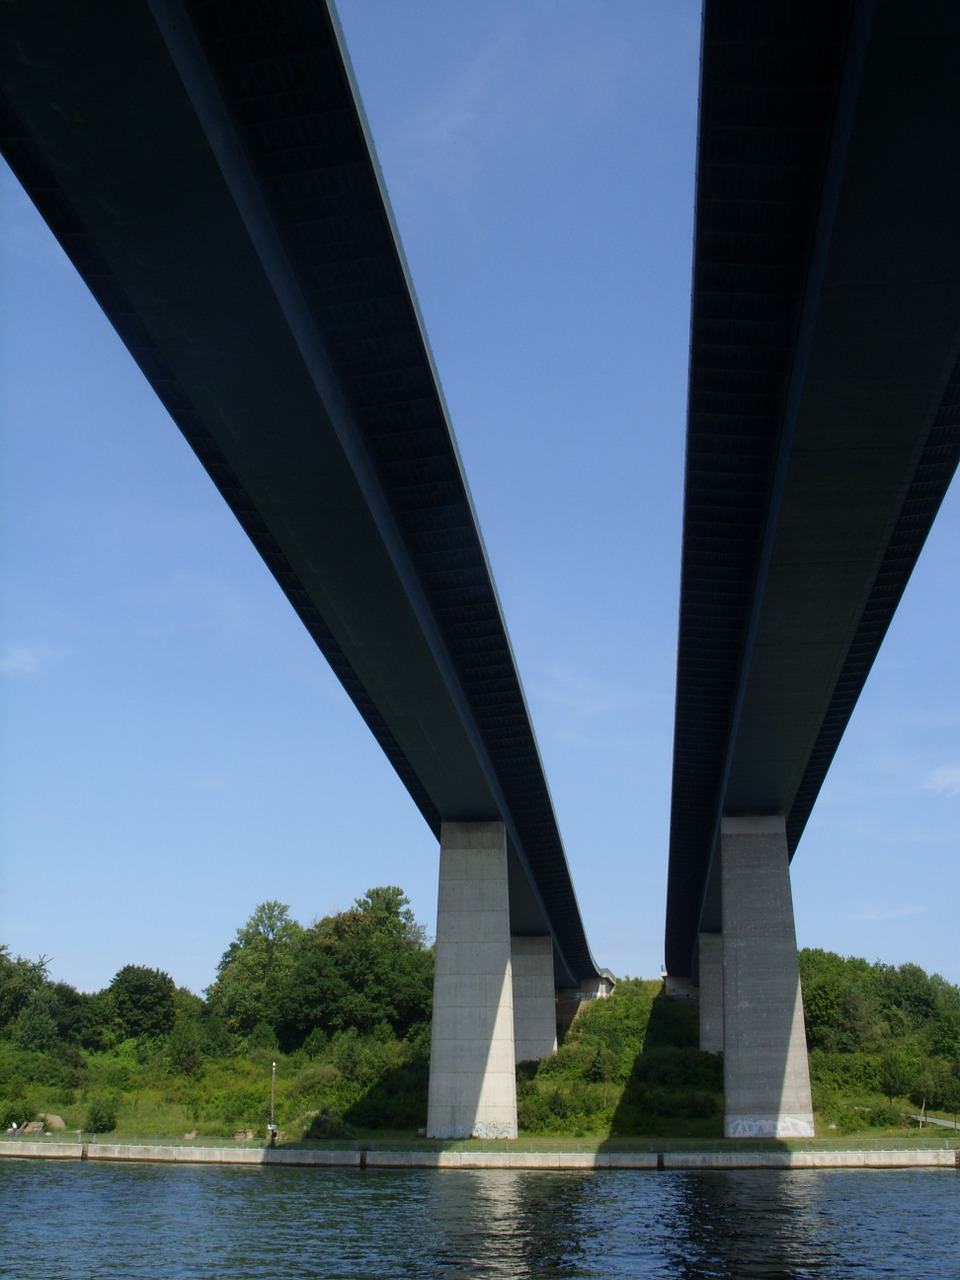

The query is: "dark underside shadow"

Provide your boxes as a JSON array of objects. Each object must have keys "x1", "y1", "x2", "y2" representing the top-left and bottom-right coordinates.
[{"x1": 606, "y1": 990, "x2": 724, "y2": 1141}]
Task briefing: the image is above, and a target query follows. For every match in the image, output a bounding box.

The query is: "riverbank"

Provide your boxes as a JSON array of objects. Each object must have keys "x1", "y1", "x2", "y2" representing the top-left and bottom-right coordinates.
[{"x1": 2, "y1": 1138, "x2": 957, "y2": 1170}]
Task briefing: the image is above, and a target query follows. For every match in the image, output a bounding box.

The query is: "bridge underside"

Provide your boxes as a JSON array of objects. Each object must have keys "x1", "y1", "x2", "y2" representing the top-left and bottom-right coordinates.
[
  {"x1": 1, "y1": 1, "x2": 597, "y2": 990},
  {"x1": 667, "y1": 0, "x2": 960, "y2": 981}
]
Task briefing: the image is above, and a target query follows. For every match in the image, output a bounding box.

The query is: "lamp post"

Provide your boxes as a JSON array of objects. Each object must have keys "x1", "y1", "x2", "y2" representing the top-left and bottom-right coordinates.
[{"x1": 269, "y1": 1060, "x2": 277, "y2": 1146}]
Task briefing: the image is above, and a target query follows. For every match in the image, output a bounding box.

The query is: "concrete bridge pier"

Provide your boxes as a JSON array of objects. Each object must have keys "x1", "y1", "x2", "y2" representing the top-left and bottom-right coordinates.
[
  {"x1": 512, "y1": 936, "x2": 558, "y2": 1064},
  {"x1": 708, "y1": 815, "x2": 814, "y2": 1138},
  {"x1": 697, "y1": 931, "x2": 724, "y2": 1054},
  {"x1": 427, "y1": 821, "x2": 557, "y2": 1138}
]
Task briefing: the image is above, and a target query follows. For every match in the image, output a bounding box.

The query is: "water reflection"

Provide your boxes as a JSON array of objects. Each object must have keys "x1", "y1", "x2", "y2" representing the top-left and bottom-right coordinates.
[
  {"x1": 661, "y1": 1171, "x2": 832, "y2": 1278},
  {"x1": 423, "y1": 1170, "x2": 595, "y2": 1278},
  {"x1": 2, "y1": 1160, "x2": 958, "y2": 1279}
]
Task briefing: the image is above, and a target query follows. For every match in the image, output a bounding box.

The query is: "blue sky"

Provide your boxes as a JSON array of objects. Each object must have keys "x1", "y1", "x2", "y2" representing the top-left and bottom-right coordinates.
[{"x1": 2, "y1": 2, "x2": 958, "y2": 996}]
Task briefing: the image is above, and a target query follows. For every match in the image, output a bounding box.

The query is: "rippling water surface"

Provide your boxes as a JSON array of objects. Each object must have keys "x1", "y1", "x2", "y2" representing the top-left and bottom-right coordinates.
[{"x1": 1, "y1": 1161, "x2": 957, "y2": 1279}]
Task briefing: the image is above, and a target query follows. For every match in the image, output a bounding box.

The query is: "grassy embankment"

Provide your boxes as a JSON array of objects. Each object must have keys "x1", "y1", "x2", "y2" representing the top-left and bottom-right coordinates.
[{"x1": 5, "y1": 977, "x2": 954, "y2": 1145}]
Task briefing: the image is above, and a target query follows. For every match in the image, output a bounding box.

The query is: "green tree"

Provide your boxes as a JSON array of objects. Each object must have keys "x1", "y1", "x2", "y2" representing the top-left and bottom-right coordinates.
[
  {"x1": 165, "y1": 987, "x2": 207, "y2": 1074},
  {"x1": 799, "y1": 949, "x2": 846, "y2": 1051},
  {"x1": 206, "y1": 902, "x2": 303, "y2": 1037},
  {"x1": 354, "y1": 887, "x2": 426, "y2": 947},
  {"x1": 108, "y1": 965, "x2": 176, "y2": 1040},
  {"x1": 941, "y1": 1072, "x2": 960, "y2": 1127},
  {"x1": 74, "y1": 990, "x2": 118, "y2": 1051},
  {"x1": 47, "y1": 982, "x2": 94, "y2": 1044},
  {"x1": 875, "y1": 962, "x2": 939, "y2": 1034},
  {"x1": 12, "y1": 988, "x2": 58, "y2": 1052},
  {"x1": 0, "y1": 949, "x2": 49, "y2": 1031},
  {"x1": 879, "y1": 1049, "x2": 913, "y2": 1103},
  {"x1": 277, "y1": 888, "x2": 433, "y2": 1049},
  {"x1": 909, "y1": 1056, "x2": 954, "y2": 1113}
]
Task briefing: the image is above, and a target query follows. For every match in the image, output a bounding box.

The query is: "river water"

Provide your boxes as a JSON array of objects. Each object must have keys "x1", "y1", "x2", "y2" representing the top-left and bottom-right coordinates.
[{"x1": 1, "y1": 1161, "x2": 957, "y2": 1278}]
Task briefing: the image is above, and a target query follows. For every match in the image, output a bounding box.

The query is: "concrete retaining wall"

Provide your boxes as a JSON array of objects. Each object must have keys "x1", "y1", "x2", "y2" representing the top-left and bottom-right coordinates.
[
  {"x1": 1, "y1": 1142, "x2": 956, "y2": 1170},
  {"x1": 662, "y1": 1149, "x2": 957, "y2": 1169}
]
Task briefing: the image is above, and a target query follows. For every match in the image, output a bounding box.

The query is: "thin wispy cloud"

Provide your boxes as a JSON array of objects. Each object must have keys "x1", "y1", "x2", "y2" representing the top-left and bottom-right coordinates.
[
  {"x1": 850, "y1": 904, "x2": 925, "y2": 924},
  {"x1": 382, "y1": 12, "x2": 626, "y2": 222},
  {"x1": 923, "y1": 761, "x2": 960, "y2": 797},
  {"x1": 0, "y1": 645, "x2": 40, "y2": 675},
  {"x1": 526, "y1": 665, "x2": 665, "y2": 757},
  {"x1": 818, "y1": 750, "x2": 951, "y2": 807},
  {"x1": 130, "y1": 573, "x2": 256, "y2": 638},
  {"x1": 533, "y1": 665, "x2": 642, "y2": 719}
]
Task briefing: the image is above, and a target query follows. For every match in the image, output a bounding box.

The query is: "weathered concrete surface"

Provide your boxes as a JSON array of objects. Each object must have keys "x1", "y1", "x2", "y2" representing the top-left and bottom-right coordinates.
[
  {"x1": 2, "y1": 1142, "x2": 954, "y2": 1169},
  {"x1": 698, "y1": 932, "x2": 724, "y2": 1053},
  {"x1": 427, "y1": 822, "x2": 518, "y2": 1139},
  {"x1": 511, "y1": 936, "x2": 557, "y2": 1064},
  {"x1": 0, "y1": 1141, "x2": 361, "y2": 1166},
  {"x1": 0, "y1": 1141, "x2": 79, "y2": 1160},
  {"x1": 365, "y1": 1149, "x2": 659, "y2": 1168},
  {"x1": 663, "y1": 1149, "x2": 957, "y2": 1170},
  {"x1": 91, "y1": 1144, "x2": 362, "y2": 1166},
  {"x1": 721, "y1": 816, "x2": 815, "y2": 1138}
]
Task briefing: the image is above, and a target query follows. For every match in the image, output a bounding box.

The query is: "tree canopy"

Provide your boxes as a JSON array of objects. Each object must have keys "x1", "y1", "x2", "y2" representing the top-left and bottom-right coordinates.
[
  {"x1": 109, "y1": 965, "x2": 176, "y2": 1041},
  {"x1": 799, "y1": 948, "x2": 960, "y2": 1115},
  {"x1": 206, "y1": 901, "x2": 304, "y2": 1037}
]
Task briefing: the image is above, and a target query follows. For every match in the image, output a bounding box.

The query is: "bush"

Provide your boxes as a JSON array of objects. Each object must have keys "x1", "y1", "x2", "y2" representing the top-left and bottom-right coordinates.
[
  {"x1": 302, "y1": 1028, "x2": 327, "y2": 1059},
  {"x1": 289, "y1": 1064, "x2": 342, "y2": 1113},
  {"x1": 246, "y1": 1021, "x2": 278, "y2": 1052},
  {"x1": 303, "y1": 1110, "x2": 352, "y2": 1139},
  {"x1": 832, "y1": 1106, "x2": 864, "y2": 1135},
  {"x1": 168, "y1": 1017, "x2": 205, "y2": 1076},
  {"x1": 85, "y1": 1095, "x2": 118, "y2": 1133},
  {"x1": 643, "y1": 992, "x2": 699, "y2": 1050},
  {"x1": 343, "y1": 1055, "x2": 429, "y2": 1130},
  {"x1": 632, "y1": 1045, "x2": 722, "y2": 1091},
  {"x1": 868, "y1": 1102, "x2": 902, "y2": 1128},
  {"x1": 0, "y1": 1098, "x2": 31, "y2": 1130},
  {"x1": 218, "y1": 1085, "x2": 269, "y2": 1128},
  {"x1": 684, "y1": 1091, "x2": 717, "y2": 1119}
]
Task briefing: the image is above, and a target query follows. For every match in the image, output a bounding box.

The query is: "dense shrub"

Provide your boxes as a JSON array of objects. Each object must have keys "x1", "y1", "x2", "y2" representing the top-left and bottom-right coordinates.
[
  {"x1": 642, "y1": 992, "x2": 699, "y2": 1051},
  {"x1": 217, "y1": 1085, "x2": 269, "y2": 1128},
  {"x1": 85, "y1": 1095, "x2": 118, "y2": 1133},
  {"x1": 515, "y1": 980, "x2": 721, "y2": 1136},
  {"x1": 868, "y1": 1102, "x2": 902, "y2": 1128},
  {"x1": 303, "y1": 1111, "x2": 353, "y2": 1139},
  {"x1": 0, "y1": 1098, "x2": 30, "y2": 1130}
]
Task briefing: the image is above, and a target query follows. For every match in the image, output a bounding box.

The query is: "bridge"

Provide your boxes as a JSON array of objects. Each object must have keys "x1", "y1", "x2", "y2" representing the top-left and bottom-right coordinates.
[
  {"x1": 6, "y1": 0, "x2": 959, "y2": 1143},
  {"x1": 0, "y1": 0, "x2": 606, "y2": 1139},
  {"x1": 667, "y1": 0, "x2": 960, "y2": 1135}
]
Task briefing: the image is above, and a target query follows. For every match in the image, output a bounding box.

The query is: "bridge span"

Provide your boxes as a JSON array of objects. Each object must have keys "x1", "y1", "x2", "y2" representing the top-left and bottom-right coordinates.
[
  {"x1": 1, "y1": 0, "x2": 603, "y2": 1138},
  {"x1": 668, "y1": 0, "x2": 960, "y2": 1135}
]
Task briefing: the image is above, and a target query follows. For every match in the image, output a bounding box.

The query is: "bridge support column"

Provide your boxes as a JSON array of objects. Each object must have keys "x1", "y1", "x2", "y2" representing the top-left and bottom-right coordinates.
[
  {"x1": 427, "y1": 821, "x2": 518, "y2": 1138},
  {"x1": 721, "y1": 815, "x2": 814, "y2": 1138},
  {"x1": 698, "y1": 931, "x2": 724, "y2": 1054},
  {"x1": 511, "y1": 936, "x2": 557, "y2": 1063}
]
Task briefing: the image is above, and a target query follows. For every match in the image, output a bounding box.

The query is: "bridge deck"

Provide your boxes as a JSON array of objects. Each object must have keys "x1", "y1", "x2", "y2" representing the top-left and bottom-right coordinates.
[
  {"x1": 1, "y1": 1, "x2": 597, "y2": 983},
  {"x1": 667, "y1": 0, "x2": 960, "y2": 976}
]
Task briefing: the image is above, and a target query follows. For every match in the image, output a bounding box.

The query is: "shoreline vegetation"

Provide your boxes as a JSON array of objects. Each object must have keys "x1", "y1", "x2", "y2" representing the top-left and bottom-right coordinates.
[{"x1": 3, "y1": 890, "x2": 960, "y2": 1146}]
